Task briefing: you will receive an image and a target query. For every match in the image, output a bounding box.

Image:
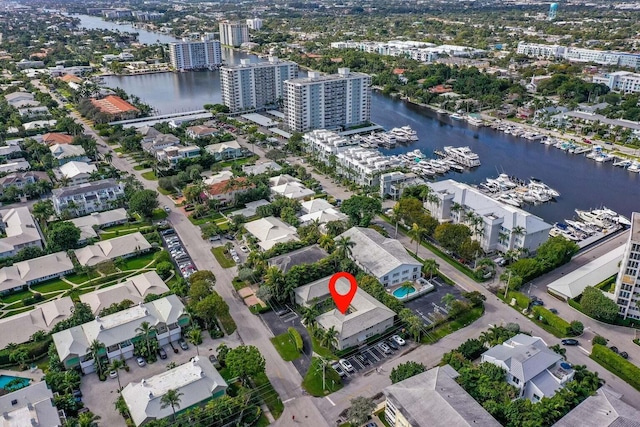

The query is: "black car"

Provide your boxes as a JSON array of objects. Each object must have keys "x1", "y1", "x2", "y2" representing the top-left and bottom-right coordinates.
[
  {"x1": 610, "y1": 346, "x2": 619, "y2": 354},
  {"x1": 549, "y1": 308, "x2": 559, "y2": 314},
  {"x1": 561, "y1": 339, "x2": 579, "y2": 346},
  {"x1": 224, "y1": 234, "x2": 235, "y2": 240},
  {"x1": 161, "y1": 229, "x2": 175, "y2": 236},
  {"x1": 620, "y1": 351, "x2": 629, "y2": 359},
  {"x1": 531, "y1": 300, "x2": 544, "y2": 307},
  {"x1": 385, "y1": 339, "x2": 399, "y2": 350},
  {"x1": 356, "y1": 354, "x2": 370, "y2": 366},
  {"x1": 158, "y1": 348, "x2": 168, "y2": 359}
]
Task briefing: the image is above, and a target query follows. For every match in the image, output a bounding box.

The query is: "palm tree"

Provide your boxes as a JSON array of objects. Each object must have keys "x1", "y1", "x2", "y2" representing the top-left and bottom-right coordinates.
[
  {"x1": 441, "y1": 293, "x2": 456, "y2": 310},
  {"x1": 511, "y1": 226, "x2": 526, "y2": 246},
  {"x1": 77, "y1": 411, "x2": 101, "y2": 427},
  {"x1": 160, "y1": 389, "x2": 183, "y2": 421},
  {"x1": 88, "y1": 340, "x2": 105, "y2": 375},
  {"x1": 423, "y1": 259, "x2": 439, "y2": 280},
  {"x1": 108, "y1": 359, "x2": 124, "y2": 391},
  {"x1": 409, "y1": 223, "x2": 427, "y2": 257},
  {"x1": 335, "y1": 236, "x2": 355, "y2": 260},
  {"x1": 186, "y1": 327, "x2": 202, "y2": 356},
  {"x1": 135, "y1": 321, "x2": 157, "y2": 359},
  {"x1": 391, "y1": 202, "x2": 402, "y2": 238},
  {"x1": 103, "y1": 152, "x2": 113, "y2": 164},
  {"x1": 301, "y1": 305, "x2": 320, "y2": 330},
  {"x1": 321, "y1": 326, "x2": 339, "y2": 351},
  {"x1": 318, "y1": 234, "x2": 335, "y2": 252}
]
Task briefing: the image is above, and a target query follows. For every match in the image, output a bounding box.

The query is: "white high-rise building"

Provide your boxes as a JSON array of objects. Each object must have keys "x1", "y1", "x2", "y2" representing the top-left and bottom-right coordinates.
[
  {"x1": 221, "y1": 57, "x2": 298, "y2": 113},
  {"x1": 219, "y1": 21, "x2": 250, "y2": 47},
  {"x1": 168, "y1": 36, "x2": 222, "y2": 71},
  {"x1": 593, "y1": 71, "x2": 640, "y2": 94},
  {"x1": 283, "y1": 68, "x2": 371, "y2": 132},
  {"x1": 516, "y1": 42, "x2": 565, "y2": 59},
  {"x1": 613, "y1": 213, "x2": 640, "y2": 319},
  {"x1": 246, "y1": 17, "x2": 263, "y2": 30}
]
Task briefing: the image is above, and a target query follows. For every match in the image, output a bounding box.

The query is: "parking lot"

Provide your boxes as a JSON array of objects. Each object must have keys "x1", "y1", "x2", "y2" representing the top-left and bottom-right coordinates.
[
  {"x1": 211, "y1": 234, "x2": 250, "y2": 265},
  {"x1": 403, "y1": 277, "x2": 464, "y2": 326},
  {"x1": 161, "y1": 226, "x2": 198, "y2": 279}
]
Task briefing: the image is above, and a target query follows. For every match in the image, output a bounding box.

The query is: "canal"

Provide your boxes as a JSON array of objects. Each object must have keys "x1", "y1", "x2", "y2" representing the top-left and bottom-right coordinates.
[{"x1": 84, "y1": 16, "x2": 640, "y2": 224}]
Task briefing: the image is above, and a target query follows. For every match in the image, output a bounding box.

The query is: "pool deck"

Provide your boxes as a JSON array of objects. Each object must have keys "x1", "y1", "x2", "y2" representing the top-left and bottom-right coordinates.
[{"x1": 0, "y1": 367, "x2": 44, "y2": 383}]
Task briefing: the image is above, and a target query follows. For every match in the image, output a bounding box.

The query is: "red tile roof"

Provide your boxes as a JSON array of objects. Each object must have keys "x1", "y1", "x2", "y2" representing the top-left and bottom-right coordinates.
[
  {"x1": 42, "y1": 132, "x2": 73, "y2": 145},
  {"x1": 207, "y1": 177, "x2": 253, "y2": 196},
  {"x1": 90, "y1": 95, "x2": 139, "y2": 115},
  {"x1": 393, "y1": 68, "x2": 407, "y2": 75},
  {"x1": 60, "y1": 74, "x2": 82, "y2": 84}
]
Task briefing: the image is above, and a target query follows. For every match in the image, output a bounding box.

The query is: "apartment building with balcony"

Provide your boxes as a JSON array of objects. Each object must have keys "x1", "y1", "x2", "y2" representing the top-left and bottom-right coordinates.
[
  {"x1": 613, "y1": 212, "x2": 640, "y2": 320},
  {"x1": 283, "y1": 68, "x2": 371, "y2": 132},
  {"x1": 593, "y1": 71, "x2": 640, "y2": 94},
  {"x1": 168, "y1": 35, "x2": 222, "y2": 71},
  {"x1": 51, "y1": 179, "x2": 125, "y2": 217},
  {"x1": 336, "y1": 147, "x2": 400, "y2": 188},
  {"x1": 221, "y1": 57, "x2": 298, "y2": 113},
  {"x1": 219, "y1": 21, "x2": 249, "y2": 47}
]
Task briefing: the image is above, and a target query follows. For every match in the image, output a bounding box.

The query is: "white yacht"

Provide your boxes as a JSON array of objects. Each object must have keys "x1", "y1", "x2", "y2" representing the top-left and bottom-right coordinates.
[
  {"x1": 466, "y1": 116, "x2": 484, "y2": 127},
  {"x1": 377, "y1": 132, "x2": 397, "y2": 148},
  {"x1": 497, "y1": 193, "x2": 522, "y2": 207},
  {"x1": 450, "y1": 112, "x2": 465, "y2": 121},
  {"x1": 528, "y1": 179, "x2": 559, "y2": 198},
  {"x1": 628, "y1": 161, "x2": 640, "y2": 173},
  {"x1": 390, "y1": 126, "x2": 418, "y2": 142},
  {"x1": 442, "y1": 158, "x2": 465, "y2": 172},
  {"x1": 594, "y1": 207, "x2": 632, "y2": 226},
  {"x1": 443, "y1": 146, "x2": 481, "y2": 167},
  {"x1": 613, "y1": 159, "x2": 632, "y2": 168},
  {"x1": 575, "y1": 209, "x2": 612, "y2": 228}
]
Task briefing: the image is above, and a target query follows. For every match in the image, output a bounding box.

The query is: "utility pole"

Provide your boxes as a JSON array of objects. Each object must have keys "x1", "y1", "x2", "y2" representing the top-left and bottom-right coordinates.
[{"x1": 503, "y1": 271, "x2": 512, "y2": 300}]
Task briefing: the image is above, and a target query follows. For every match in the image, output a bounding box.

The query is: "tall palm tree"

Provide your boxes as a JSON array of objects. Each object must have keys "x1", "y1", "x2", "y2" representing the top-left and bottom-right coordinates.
[
  {"x1": 321, "y1": 326, "x2": 339, "y2": 350},
  {"x1": 88, "y1": 340, "x2": 105, "y2": 375},
  {"x1": 186, "y1": 327, "x2": 202, "y2": 356},
  {"x1": 77, "y1": 411, "x2": 101, "y2": 427},
  {"x1": 135, "y1": 321, "x2": 157, "y2": 359},
  {"x1": 108, "y1": 359, "x2": 124, "y2": 391},
  {"x1": 511, "y1": 226, "x2": 526, "y2": 244},
  {"x1": 409, "y1": 223, "x2": 427, "y2": 257},
  {"x1": 423, "y1": 259, "x2": 439, "y2": 280},
  {"x1": 391, "y1": 202, "x2": 402, "y2": 238},
  {"x1": 103, "y1": 152, "x2": 113, "y2": 164},
  {"x1": 301, "y1": 305, "x2": 320, "y2": 330},
  {"x1": 335, "y1": 236, "x2": 355, "y2": 260},
  {"x1": 160, "y1": 389, "x2": 183, "y2": 421}
]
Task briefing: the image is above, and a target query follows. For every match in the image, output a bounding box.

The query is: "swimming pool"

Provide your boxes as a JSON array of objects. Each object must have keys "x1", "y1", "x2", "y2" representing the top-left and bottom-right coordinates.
[
  {"x1": 392, "y1": 286, "x2": 416, "y2": 298},
  {"x1": 0, "y1": 375, "x2": 31, "y2": 390}
]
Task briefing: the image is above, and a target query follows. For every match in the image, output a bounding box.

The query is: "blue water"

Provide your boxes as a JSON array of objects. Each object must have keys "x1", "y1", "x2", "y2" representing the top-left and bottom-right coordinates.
[
  {"x1": 392, "y1": 287, "x2": 416, "y2": 298},
  {"x1": 0, "y1": 375, "x2": 30, "y2": 390}
]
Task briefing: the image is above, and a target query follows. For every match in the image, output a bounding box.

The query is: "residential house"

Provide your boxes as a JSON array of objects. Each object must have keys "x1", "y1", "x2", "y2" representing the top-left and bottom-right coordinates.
[
  {"x1": 18, "y1": 105, "x2": 49, "y2": 118},
  {"x1": 138, "y1": 126, "x2": 161, "y2": 144},
  {"x1": 0, "y1": 251, "x2": 74, "y2": 295},
  {"x1": 122, "y1": 357, "x2": 227, "y2": 426},
  {"x1": 186, "y1": 125, "x2": 219, "y2": 139},
  {"x1": 80, "y1": 271, "x2": 169, "y2": 314},
  {"x1": 552, "y1": 387, "x2": 640, "y2": 427},
  {"x1": 10, "y1": 99, "x2": 41, "y2": 109},
  {"x1": 424, "y1": 180, "x2": 552, "y2": 253},
  {"x1": 0, "y1": 171, "x2": 48, "y2": 196},
  {"x1": 294, "y1": 275, "x2": 395, "y2": 350},
  {"x1": 0, "y1": 144, "x2": 23, "y2": 159},
  {"x1": 244, "y1": 216, "x2": 299, "y2": 250},
  {"x1": 4, "y1": 91, "x2": 37, "y2": 107},
  {"x1": 52, "y1": 295, "x2": 189, "y2": 374},
  {"x1": 0, "y1": 206, "x2": 44, "y2": 259},
  {"x1": 23, "y1": 120, "x2": 57, "y2": 132},
  {"x1": 42, "y1": 132, "x2": 74, "y2": 146},
  {"x1": 156, "y1": 145, "x2": 201, "y2": 167},
  {"x1": 56, "y1": 161, "x2": 97, "y2": 185},
  {"x1": 0, "y1": 297, "x2": 74, "y2": 350},
  {"x1": 204, "y1": 176, "x2": 255, "y2": 205},
  {"x1": 242, "y1": 161, "x2": 282, "y2": 175},
  {"x1": 268, "y1": 244, "x2": 328, "y2": 273},
  {"x1": 299, "y1": 198, "x2": 348, "y2": 227},
  {"x1": 51, "y1": 179, "x2": 125, "y2": 217},
  {"x1": 383, "y1": 365, "x2": 501, "y2": 427},
  {"x1": 0, "y1": 382, "x2": 61, "y2": 427},
  {"x1": 269, "y1": 175, "x2": 315, "y2": 200},
  {"x1": 69, "y1": 208, "x2": 129, "y2": 243},
  {"x1": 74, "y1": 232, "x2": 152, "y2": 266},
  {"x1": 336, "y1": 227, "x2": 422, "y2": 287},
  {"x1": 0, "y1": 158, "x2": 30, "y2": 174},
  {"x1": 204, "y1": 140, "x2": 243, "y2": 161},
  {"x1": 142, "y1": 133, "x2": 180, "y2": 155},
  {"x1": 49, "y1": 144, "x2": 87, "y2": 165},
  {"x1": 90, "y1": 95, "x2": 139, "y2": 120},
  {"x1": 481, "y1": 334, "x2": 575, "y2": 402}
]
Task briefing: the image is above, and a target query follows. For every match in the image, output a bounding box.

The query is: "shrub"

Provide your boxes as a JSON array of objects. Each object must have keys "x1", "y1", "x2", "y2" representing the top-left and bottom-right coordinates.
[
  {"x1": 569, "y1": 321, "x2": 584, "y2": 336},
  {"x1": 532, "y1": 306, "x2": 571, "y2": 336},
  {"x1": 288, "y1": 327, "x2": 303, "y2": 353},
  {"x1": 591, "y1": 344, "x2": 640, "y2": 391},
  {"x1": 155, "y1": 261, "x2": 173, "y2": 279},
  {"x1": 457, "y1": 338, "x2": 486, "y2": 360},
  {"x1": 593, "y1": 335, "x2": 608, "y2": 346},
  {"x1": 580, "y1": 286, "x2": 619, "y2": 323}
]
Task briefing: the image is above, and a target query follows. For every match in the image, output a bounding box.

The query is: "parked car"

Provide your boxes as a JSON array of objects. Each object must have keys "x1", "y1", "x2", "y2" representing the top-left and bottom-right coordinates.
[
  {"x1": 161, "y1": 229, "x2": 175, "y2": 236},
  {"x1": 339, "y1": 359, "x2": 355, "y2": 373},
  {"x1": 391, "y1": 335, "x2": 406, "y2": 346},
  {"x1": 620, "y1": 351, "x2": 629, "y2": 359},
  {"x1": 164, "y1": 206, "x2": 171, "y2": 213},
  {"x1": 208, "y1": 354, "x2": 221, "y2": 369},
  {"x1": 549, "y1": 308, "x2": 559, "y2": 314},
  {"x1": 136, "y1": 357, "x2": 146, "y2": 367},
  {"x1": 356, "y1": 354, "x2": 370, "y2": 366},
  {"x1": 232, "y1": 255, "x2": 240, "y2": 263},
  {"x1": 378, "y1": 342, "x2": 393, "y2": 354},
  {"x1": 239, "y1": 245, "x2": 249, "y2": 253},
  {"x1": 531, "y1": 300, "x2": 544, "y2": 307},
  {"x1": 610, "y1": 346, "x2": 619, "y2": 354},
  {"x1": 158, "y1": 348, "x2": 168, "y2": 359},
  {"x1": 385, "y1": 339, "x2": 399, "y2": 350},
  {"x1": 224, "y1": 234, "x2": 234, "y2": 240},
  {"x1": 109, "y1": 370, "x2": 118, "y2": 379},
  {"x1": 178, "y1": 339, "x2": 188, "y2": 350},
  {"x1": 561, "y1": 339, "x2": 579, "y2": 346},
  {"x1": 331, "y1": 363, "x2": 346, "y2": 377},
  {"x1": 229, "y1": 249, "x2": 238, "y2": 256},
  {"x1": 72, "y1": 389, "x2": 83, "y2": 399},
  {"x1": 172, "y1": 252, "x2": 187, "y2": 259}
]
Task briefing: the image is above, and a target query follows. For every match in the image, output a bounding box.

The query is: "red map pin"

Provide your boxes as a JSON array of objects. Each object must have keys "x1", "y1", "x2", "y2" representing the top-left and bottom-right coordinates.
[{"x1": 328, "y1": 272, "x2": 358, "y2": 314}]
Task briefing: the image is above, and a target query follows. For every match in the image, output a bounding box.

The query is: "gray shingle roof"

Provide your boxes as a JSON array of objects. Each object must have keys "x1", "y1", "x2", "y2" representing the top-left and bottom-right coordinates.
[
  {"x1": 384, "y1": 365, "x2": 501, "y2": 427},
  {"x1": 552, "y1": 387, "x2": 640, "y2": 427},
  {"x1": 336, "y1": 227, "x2": 421, "y2": 279},
  {"x1": 52, "y1": 178, "x2": 120, "y2": 198}
]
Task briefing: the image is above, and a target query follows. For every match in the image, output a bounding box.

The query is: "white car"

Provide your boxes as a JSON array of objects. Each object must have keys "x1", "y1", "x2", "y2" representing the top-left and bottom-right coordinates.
[
  {"x1": 136, "y1": 357, "x2": 146, "y2": 367},
  {"x1": 391, "y1": 335, "x2": 406, "y2": 346},
  {"x1": 239, "y1": 245, "x2": 249, "y2": 253},
  {"x1": 339, "y1": 358, "x2": 355, "y2": 373},
  {"x1": 232, "y1": 255, "x2": 241, "y2": 263},
  {"x1": 229, "y1": 249, "x2": 238, "y2": 256},
  {"x1": 109, "y1": 370, "x2": 118, "y2": 379}
]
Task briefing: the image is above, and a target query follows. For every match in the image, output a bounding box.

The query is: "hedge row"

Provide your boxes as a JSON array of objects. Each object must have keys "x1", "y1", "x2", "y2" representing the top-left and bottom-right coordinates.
[
  {"x1": 288, "y1": 327, "x2": 303, "y2": 353},
  {"x1": 532, "y1": 306, "x2": 571, "y2": 337},
  {"x1": 0, "y1": 338, "x2": 51, "y2": 367},
  {"x1": 591, "y1": 344, "x2": 640, "y2": 392}
]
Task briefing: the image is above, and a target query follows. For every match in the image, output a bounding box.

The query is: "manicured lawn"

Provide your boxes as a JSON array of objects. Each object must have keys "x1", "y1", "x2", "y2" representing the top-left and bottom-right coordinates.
[
  {"x1": 217, "y1": 155, "x2": 259, "y2": 168},
  {"x1": 1, "y1": 289, "x2": 33, "y2": 304},
  {"x1": 133, "y1": 165, "x2": 147, "y2": 170},
  {"x1": 232, "y1": 277, "x2": 248, "y2": 291},
  {"x1": 217, "y1": 311, "x2": 237, "y2": 334},
  {"x1": 152, "y1": 209, "x2": 168, "y2": 220},
  {"x1": 253, "y1": 372, "x2": 284, "y2": 419},
  {"x1": 270, "y1": 332, "x2": 301, "y2": 362},
  {"x1": 0, "y1": 306, "x2": 34, "y2": 318},
  {"x1": 188, "y1": 211, "x2": 225, "y2": 226},
  {"x1": 211, "y1": 247, "x2": 236, "y2": 268},
  {"x1": 422, "y1": 306, "x2": 485, "y2": 344},
  {"x1": 120, "y1": 252, "x2": 157, "y2": 270},
  {"x1": 101, "y1": 222, "x2": 149, "y2": 233},
  {"x1": 157, "y1": 187, "x2": 174, "y2": 195},
  {"x1": 302, "y1": 357, "x2": 343, "y2": 396},
  {"x1": 65, "y1": 272, "x2": 99, "y2": 285},
  {"x1": 141, "y1": 171, "x2": 157, "y2": 180},
  {"x1": 311, "y1": 334, "x2": 336, "y2": 360},
  {"x1": 31, "y1": 279, "x2": 73, "y2": 294}
]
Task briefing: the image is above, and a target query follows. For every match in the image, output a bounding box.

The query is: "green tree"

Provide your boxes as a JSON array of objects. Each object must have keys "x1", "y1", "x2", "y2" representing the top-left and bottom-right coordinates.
[
  {"x1": 31, "y1": 199, "x2": 55, "y2": 227},
  {"x1": 409, "y1": 222, "x2": 427, "y2": 256},
  {"x1": 48, "y1": 221, "x2": 81, "y2": 251},
  {"x1": 390, "y1": 361, "x2": 426, "y2": 384},
  {"x1": 108, "y1": 358, "x2": 124, "y2": 390},
  {"x1": 88, "y1": 340, "x2": 105, "y2": 376},
  {"x1": 434, "y1": 223, "x2": 472, "y2": 254},
  {"x1": 346, "y1": 396, "x2": 375, "y2": 426},
  {"x1": 334, "y1": 235, "x2": 355, "y2": 261},
  {"x1": 580, "y1": 286, "x2": 619, "y2": 323},
  {"x1": 128, "y1": 189, "x2": 159, "y2": 218},
  {"x1": 155, "y1": 261, "x2": 173, "y2": 279},
  {"x1": 9, "y1": 348, "x2": 29, "y2": 370},
  {"x1": 187, "y1": 327, "x2": 203, "y2": 356},
  {"x1": 135, "y1": 321, "x2": 157, "y2": 359},
  {"x1": 226, "y1": 345, "x2": 266, "y2": 386},
  {"x1": 77, "y1": 411, "x2": 101, "y2": 427},
  {"x1": 340, "y1": 195, "x2": 381, "y2": 227},
  {"x1": 423, "y1": 258, "x2": 439, "y2": 280},
  {"x1": 160, "y1": 389, "x2": 183, "y2": 422}
]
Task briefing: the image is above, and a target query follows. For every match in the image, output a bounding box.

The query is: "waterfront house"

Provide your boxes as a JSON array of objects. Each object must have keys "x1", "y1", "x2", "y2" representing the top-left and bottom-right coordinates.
[
  {"x1": 383, "y1": 365, "x2": 501, "y2": 427},
  {"x1": 52, "y1": 295, "x2": 189, "y2": 374},
  {"x1": 90, "y1": 95, "x2": 139, "y2": 120},
  {"x1": 122, "y1": 356, "x2": 227, "y2": 426},
  {"x1": 51, "y1": 179, "x2": 125, "y2": 217},
  {"x1": 0, "y1": 206, "x2": 44, "y2": 259},
  {"x1": 204, "y1": 140, "x2": 243, "y2": 161},
  {"x1": 0, "y1": 251, "x2": 74, "y2": 295},
  {"x1": 74, "y1": 232, "x2": 152, "y2": 266},
  {"x1": 336, "y1": 227, "x2": 421, "y2": 287},
  {"x1": 294, "y1": 275, "x2": 395, "y2": 350},
  {"x1": 481, "y1": 334, "x2": 574, "y2": 402}
]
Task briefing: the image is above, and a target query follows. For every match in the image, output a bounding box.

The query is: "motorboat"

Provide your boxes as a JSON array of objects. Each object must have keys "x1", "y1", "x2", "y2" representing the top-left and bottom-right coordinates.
[
  {"x1": 466, "y1": 115, "x2": 484, "y2": 127},
  {"x1": 575, "y1": 209, "x2": 613, "y2": 228},
  {"x1": 442, "y1": 158, "x2": 465, "y2": 172},
  {"x1": 497, "y1": 193, "x2": 521, "y2": 207},
  {"x1": 390, "y1": 126, "x2": 418, "y2": 142},
  {"x1": 594, "y1": 207, "x2": 632, "y2": 226},
  {"x1": 450, "y1": 112, "x2": 465, "y2": 121},
  {"x1": 443, "y1": 146, "x2": 481, "y2": 167},
  {"x1": 528, "y1": 189, "x2": 552, "y2": 203},
  {"x1": 627, "y1": 161, "x2": 640, "y2": 173},
  {"x1": 528, "y1": 178, "x2": 559, "y2": 198},
  {"x1": 613, "y1": 159, "x2": 632, "y2": 168}
]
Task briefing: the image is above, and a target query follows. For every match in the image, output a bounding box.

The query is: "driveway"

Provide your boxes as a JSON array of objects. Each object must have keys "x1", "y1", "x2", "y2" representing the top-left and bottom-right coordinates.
[
  {"x1": 80, "y1": 333, "x2": 242, "y2": 426},
  {"x1": 403, "y1": 277, "x2": 464, "y2": 326},
  {"x1": 261, "y1": 309, "x2": 314, "y2": 377}
]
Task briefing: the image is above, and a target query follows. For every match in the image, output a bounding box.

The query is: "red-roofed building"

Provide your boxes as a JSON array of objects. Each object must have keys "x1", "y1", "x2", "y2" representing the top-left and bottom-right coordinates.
[
  {"x1": 59, "y1": 74, "x2": 83, "y2": 84},
  {"x1": 42, "y1": 133, "x2": 74, "y2": 146},
  {"x1": 90, "y1": 96, "x2": 139, "y2": 120},
  {"x1": 204, "y1": 177, "x2": 255, "y2": 205},
  {"x1": 393, "y1": 68, "x2": 406, "y2": 75},
  {"x1": 428, "y1": 84, "x2": 453, "y2": 94}
]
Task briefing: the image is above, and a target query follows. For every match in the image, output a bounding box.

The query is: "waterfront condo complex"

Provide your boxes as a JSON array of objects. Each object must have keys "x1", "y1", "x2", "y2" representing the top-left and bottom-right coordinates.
[
  {"x1": 221, "y1": 57, "x2": 298, "y2": 113},
  {"x1": 168, "y1": 35, "x2": 222, "y2": 71},
  {"x1": 613, "y1": 212, "x2": 640, "y2": 319},
  {"x1": 283, "y1": 68, "x2": 371, "y2": 132},
  {"x1": 218, "y1": 21, "x2": 249, "y2": 47}
]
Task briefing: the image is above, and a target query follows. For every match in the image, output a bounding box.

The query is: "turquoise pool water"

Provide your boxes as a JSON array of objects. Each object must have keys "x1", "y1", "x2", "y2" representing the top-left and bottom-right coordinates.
[
  {"x1": 392, "y1": 286, "x2": 416, "y2": 298},
  {"x1": 0, "y1": 375, "x2": 31, "y2": 390}
]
